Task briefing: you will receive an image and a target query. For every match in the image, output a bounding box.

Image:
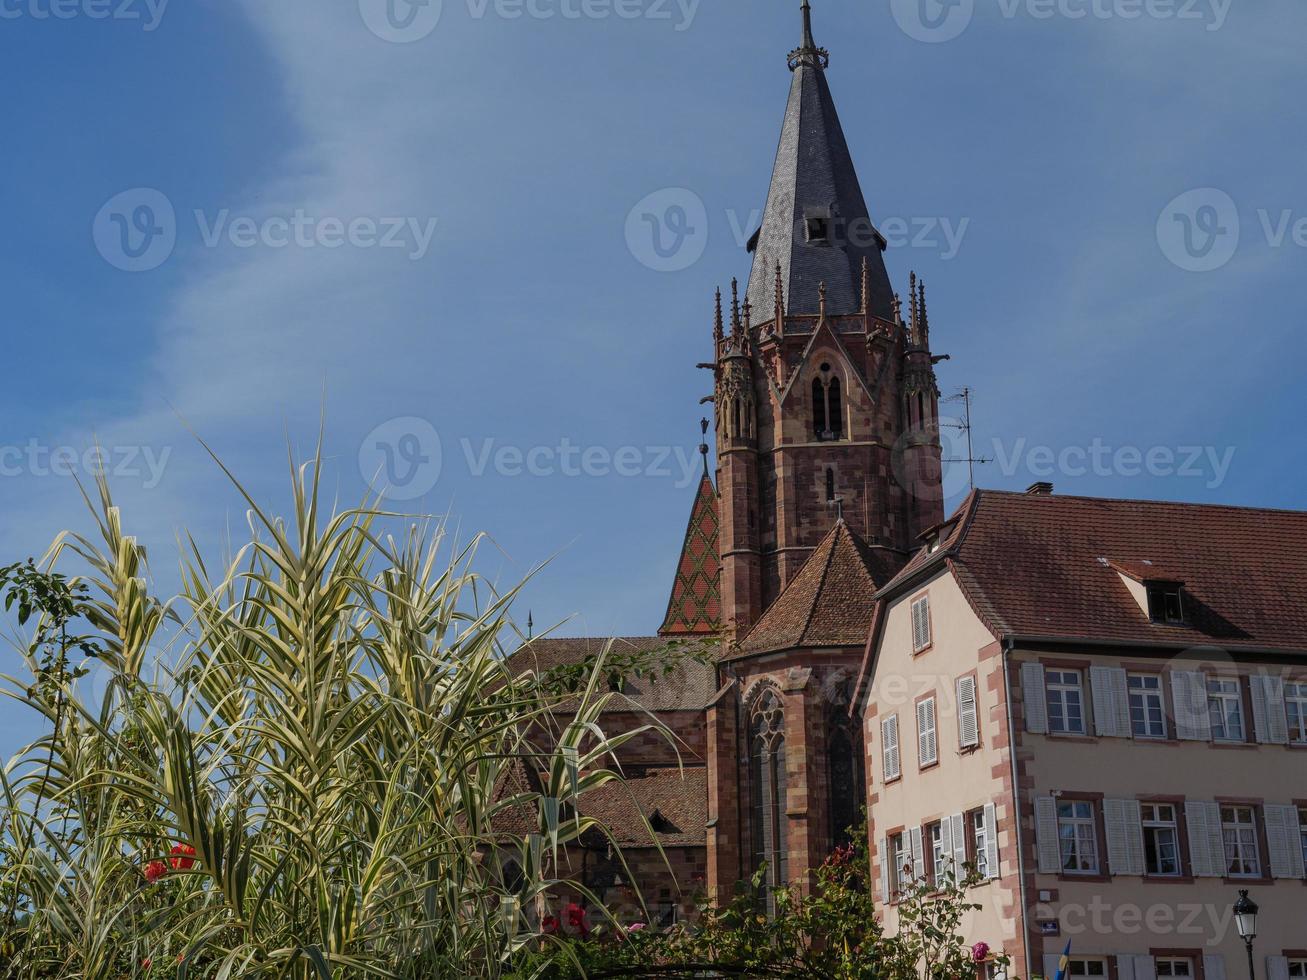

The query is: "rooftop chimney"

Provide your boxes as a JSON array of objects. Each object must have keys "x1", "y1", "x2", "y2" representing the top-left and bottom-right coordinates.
[{"x1": 1026, "y1": 482, "x2": 1054, "y2": 496}]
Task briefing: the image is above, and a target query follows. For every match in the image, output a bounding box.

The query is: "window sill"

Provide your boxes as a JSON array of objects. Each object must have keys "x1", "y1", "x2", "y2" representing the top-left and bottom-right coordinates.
[
  {"x1": 1057, "y1": 872, "x2": 1110, "y2": 883},
  {"x1": 1141, "y1": 874, "x2": 1195, "y2": 885},
  {"x1": 1211, "y1": 741, "x2": 1257, "y2": 750},
  {"x1": 919, "y1": 760, "x2": 940, "y2": 773},
  {"x1": 1223, "y1": 874, "x2": 1272, "y2": 885},
  {"x1": 1045, "y1": 733, "x2": 1097, "y2": 744}
]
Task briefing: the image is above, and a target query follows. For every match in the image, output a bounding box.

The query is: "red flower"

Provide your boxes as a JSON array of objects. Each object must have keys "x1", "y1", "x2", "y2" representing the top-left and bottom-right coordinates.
[
  {"x1": 564, "y1": 903, "x2": 590, "y2": 939},
  {"x1": 169, "y1": 843, "x2": 196, "y2": 871},
  {"x1": 141, "y1": 957, "x2": 152, "y2": 970},
  {"x1": 541, "y1": 914, "x2": 560, "y2": 935},
  {"x1": 972, "y1": 941, "x2": 991, "y2": 963},
  {"x1": 143, "y1": 860, "x2": 167, "y2": 884}
]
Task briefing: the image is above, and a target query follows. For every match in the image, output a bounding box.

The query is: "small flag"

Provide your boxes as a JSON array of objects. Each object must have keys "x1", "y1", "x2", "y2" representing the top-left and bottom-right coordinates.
[{"x1": 1054, "y1": 940, "x2": 1072, "y2": 980}]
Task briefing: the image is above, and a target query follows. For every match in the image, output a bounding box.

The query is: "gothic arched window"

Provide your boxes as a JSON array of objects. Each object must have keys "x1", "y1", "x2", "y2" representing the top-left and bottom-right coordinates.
[
  {"x1": 748, "y1": 689, "x2": 788, "y2": 913},
  {"x1": 828, "y1": 377, "x2": 843, "y2": 440},
  {"x1": 812, "y1": 378, "x2": 827, "y2": 439},
  {"x1": 825, "y1": 467, "x2": 836, "y2": 503},
  {"x1": 827, "y1": 716, "x2": 864, "y2": 850}
]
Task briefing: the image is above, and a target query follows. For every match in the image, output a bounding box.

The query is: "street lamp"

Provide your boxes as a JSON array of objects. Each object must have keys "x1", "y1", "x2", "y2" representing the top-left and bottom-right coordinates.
[{"x1": 1233, "y1": 890, "x2": 1259, "y2": 980}]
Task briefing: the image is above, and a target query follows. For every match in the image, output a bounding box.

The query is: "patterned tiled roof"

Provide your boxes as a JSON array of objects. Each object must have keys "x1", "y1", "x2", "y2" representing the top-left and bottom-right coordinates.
[
  {"x1": 734, "y1": 520, "x2": 904, "y2": 656},
  {"x1": 744, "y1": 3, "x2": 894, "y2": 322},
  {"x1": 492, "y1": 766, "x2": 707, "y2": 849},
  {"x1": 660, "y1": 474, "x2": 722, "y2": 636},
  {"x1": 507, "y1": 637, "x2": 718, "y2": 712},
  {"x1": 885, "y1": 490, "x2": 1307, "y2": 653}
]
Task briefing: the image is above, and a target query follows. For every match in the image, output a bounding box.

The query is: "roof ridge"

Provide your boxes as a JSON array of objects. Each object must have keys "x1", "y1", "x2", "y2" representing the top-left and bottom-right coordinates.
[{"x1": 975, "y1": 487, "x2": 1305, "y2": 518}]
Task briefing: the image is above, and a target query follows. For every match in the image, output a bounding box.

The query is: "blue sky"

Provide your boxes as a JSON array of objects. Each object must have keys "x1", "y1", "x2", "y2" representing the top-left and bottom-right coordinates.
[{"x1": 1, "y1": 0, "x2": 1305, "y2": 749}]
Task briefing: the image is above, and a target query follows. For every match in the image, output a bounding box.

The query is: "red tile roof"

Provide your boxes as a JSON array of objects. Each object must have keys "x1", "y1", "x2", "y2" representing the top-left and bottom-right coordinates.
[
  {"x1": 734, "y1": 520, "x2": 903, "y2": 656},
  {"x1": 507, "y1": 636, "x2": 718, "y2": 712},
  {"x1": 884, "y1": 490, "x2": 1307, "y2": 654},
  {"x1": 660, "y1": 474, "x2": 722, "y2": 636}
]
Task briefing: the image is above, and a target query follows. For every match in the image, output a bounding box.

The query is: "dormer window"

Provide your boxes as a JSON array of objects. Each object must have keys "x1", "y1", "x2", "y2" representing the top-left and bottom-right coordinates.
[
  {"x1": 1106, "y1": 559, "x2": 1188, "y2": 626},
  {"x1": 805, "y1": 208, "x2": 832, "y2": 245},
  {"x1": 1147, "y1": 583, "x2": 1185, "y2": 624}
]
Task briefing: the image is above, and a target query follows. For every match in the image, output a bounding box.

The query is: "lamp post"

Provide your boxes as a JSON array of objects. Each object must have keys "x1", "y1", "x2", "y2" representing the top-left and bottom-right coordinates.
[{"x1": 1233, "y1": 890, "x2": 1259, "y2": 980}]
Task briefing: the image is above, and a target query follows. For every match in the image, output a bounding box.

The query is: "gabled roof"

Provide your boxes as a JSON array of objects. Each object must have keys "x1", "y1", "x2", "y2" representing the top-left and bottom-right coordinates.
[
  {"x1": 745, "y1": 3, "x2": 895, "y2": 322},
  {"x1": 507, "y1": 637, "x2": 718, "y2": 713},
  {"x1": 734, "y1": 519, "x2": 902, "y2": 657},
  {"x1": 659, "y1": 474, "x2": 722, "y2": 636},
  {"x1": 877, "y1": 490, "x2": 1307, "y2": 654}
]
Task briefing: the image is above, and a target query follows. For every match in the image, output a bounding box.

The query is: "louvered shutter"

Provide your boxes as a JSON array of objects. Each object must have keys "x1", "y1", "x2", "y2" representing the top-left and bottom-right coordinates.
[
  {"x1": 1035, "y1": 797, "x2": 1061, "y2": 874},
  {"x1": 1117, "y1": 956, "x2": 1137, "y2": 980},
  {"x1": 882, "y1": 716, "x2": 901, "y2": 781},
  {"x1": 1267, "y1": 957, "x2": 1292, "y2": 980},
  {"x1": 1092, "y1": 666, "x2": 1128, "y2": 737},
  {"x1": 880, "y1": 836, "x2": 891, "y2": 904},
  {"x1": 950, "y1": 813, "x2": 967, "y2": 877},
  {"x1": 1023, "y1": 663, "x2": 1048, "y2": 734},
  {"x1": 1251, "y1": 676, "x2": 1290, "y2": 745},
  {"x1": 957, "y1": 675, "x2": 980, "y2": 748},
  {"x1": 939, "y1": 815, "x2": 955, "y2": 883},
  {"x1": 1172, "y1": 671, "x2": 1212, "y2": 741},
  {"x1": 917, "y1": 698, "x2": 937, "y2": 766},
  {"x1": 984, "y1": 801, "x2": 1000, "y2": 879},
  {"x1": 912, "y1": 596, "x2": 931, "y2": 651},
  {"x1": 1185, "y1": 801, "x2": 1225, "y2": 877},
  {"x1": 1104, "y1": 799, "x2": 1146, "y2": 876},
  {"x1": 1265, "y1": 805, "x2": 1307, "y2": 879},
  {"x1": 1204, "y1": 955, "x2": 1227, "y2": 980},
  {"x1": 909, "y1": 826, "x2": 925, "y2": 884},
  {"x1": 1134, "y1": 956, "x2": 1158, "y2": 980}
]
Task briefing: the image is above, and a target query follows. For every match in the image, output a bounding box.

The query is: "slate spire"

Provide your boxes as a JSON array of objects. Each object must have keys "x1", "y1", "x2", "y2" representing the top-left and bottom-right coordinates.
[{"x1": 747, "y1": 0, "x2": 895, "y2": 323}]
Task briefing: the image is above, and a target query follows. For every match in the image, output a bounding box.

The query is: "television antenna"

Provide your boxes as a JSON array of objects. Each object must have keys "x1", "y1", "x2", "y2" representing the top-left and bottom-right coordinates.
[{"x1": 942, "y1": 387, "x2": 991, "y2": 491}]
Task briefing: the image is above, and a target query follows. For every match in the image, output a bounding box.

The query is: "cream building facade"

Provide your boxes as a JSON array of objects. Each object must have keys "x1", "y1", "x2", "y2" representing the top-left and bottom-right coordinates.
[{"x1": 857, "y1": 488, "x2": 1307, "y2": 980}]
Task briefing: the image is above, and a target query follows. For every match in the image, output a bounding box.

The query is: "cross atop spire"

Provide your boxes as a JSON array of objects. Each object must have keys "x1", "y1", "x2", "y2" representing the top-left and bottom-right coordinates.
[{"x1": 789, "y1": 0, "x2": 830, "y2": 71}]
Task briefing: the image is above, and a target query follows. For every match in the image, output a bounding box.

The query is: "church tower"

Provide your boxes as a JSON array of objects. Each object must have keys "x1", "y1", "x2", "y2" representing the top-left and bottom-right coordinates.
[
  {"x1": 713, "y1": 1, "x2": 946, "y2": 642},
  {"x1": 697, "y1": 2, "x2": 950, "y2": 903}
]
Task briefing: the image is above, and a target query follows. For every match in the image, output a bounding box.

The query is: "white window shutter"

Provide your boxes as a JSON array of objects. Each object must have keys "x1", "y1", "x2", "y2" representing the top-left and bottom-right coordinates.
[
  {"x1": 1172, "y1": 671, "x2": 1212, "y2": 741},
  {"x1": 1265, "y1": 804, "x2": 1307, "y2": 879},
  {"x1": 1185, "y1": 801, "x2": 1225, "y2": 877},
  {"x1": 909, "y1": 826, "x2": 925, "y2": 884},
  {"x1": 1092, "y1": 665, "x2": 1121, "y2": 737},
  {"x1": 1111, "y1": 668, "x2": 1132, "y2": 734},
  {"x1": 1267, "y1": 956, "x2": 1292, "y2": 980},
  {"x1": 1117, "y1": 956, "x2": 1137, "y2": 980},
  {"x1": 1204, "y1": 955, "x2": 1227, "y2": 980},
  {"x1": 984, "y1": 801, "x2": 1000, "y2": 879},
  {"x1": 1105, "y1": 799, "x2": 1145, "y2": 876},
  {"x1": 1134, "y1": 956, "x2": 1158, "y2": 980},
  {"x1": 957, "y1": 675, "x2": 980, "y2": 748},
  {"x1": 1035, "y1": 797, "x2": 1061, "y2": 874},
  {"x1": 1252, "y1": 676, "x2": 1290, "y2": 745},
  {"x1": 917, "y1": 699, "x2": 937, "y2": 767},
  {"x1": 882, "y1": 715, "x2": 900, "y2": 781},
  {"x1": 950, "y1": 812, "x2": 967, "y2": 877},
  {"x1": 880, "y1": 836, "x2": 890, "y2": 904},
  {"x1": 1023, "y1": 663, "x2": 1048, "y2": 734},
  {"x1": 939, "y1": 814, "x2": 955, "y2": 882}
]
